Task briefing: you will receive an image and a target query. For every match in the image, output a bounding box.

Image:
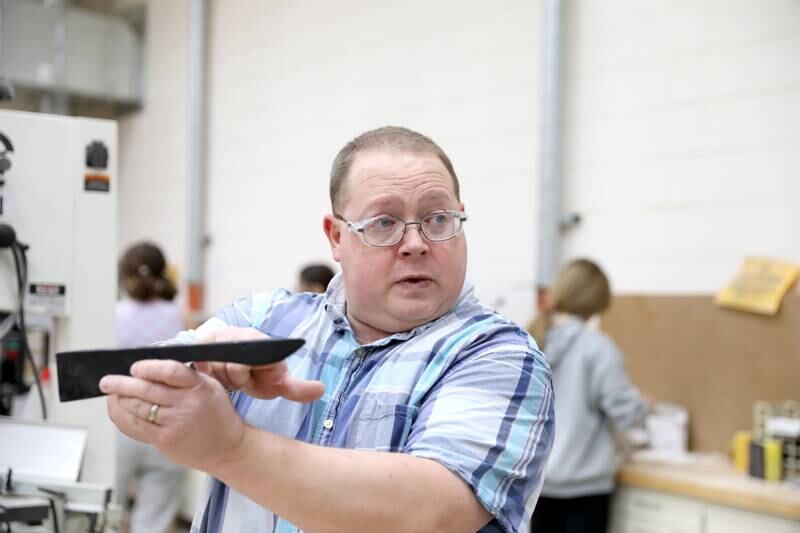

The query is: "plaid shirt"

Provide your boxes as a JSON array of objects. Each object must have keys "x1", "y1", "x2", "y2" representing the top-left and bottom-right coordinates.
[{"x1": 184, "y1": 274, "x2": 554, "y2": 533}]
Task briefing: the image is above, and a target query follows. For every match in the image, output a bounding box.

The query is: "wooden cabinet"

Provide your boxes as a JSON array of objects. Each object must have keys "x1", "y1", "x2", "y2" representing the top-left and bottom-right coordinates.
[
  {"x1": 611, "y1": 487, "x2": 800, "y2": 533},
  {"x1": 704, "y1": 504, "x2": 800, "y2": 533},
  {"x1": 611, "y1": 488, "x2": 703, "y2": 533}
]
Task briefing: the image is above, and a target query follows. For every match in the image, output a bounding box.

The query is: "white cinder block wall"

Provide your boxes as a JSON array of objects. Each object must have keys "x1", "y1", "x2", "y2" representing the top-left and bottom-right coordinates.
[
  {"x1": 561, "y1": 0, "x2": 800, "y2": 294},
  {"x1": 117, "y1": 0, "x2": 800, "y2": 326},
  {"x1": 117, "y1": 0, "x2": 190, "y2": 301},
  {"x1": 120, "y1": 0, "x2": 543, "y2": 324}
]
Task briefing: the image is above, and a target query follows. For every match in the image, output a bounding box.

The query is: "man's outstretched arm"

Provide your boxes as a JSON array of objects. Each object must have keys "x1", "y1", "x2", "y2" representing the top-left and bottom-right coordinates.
[{"x1": 101, "y1": 359, "x2": 492, "y2": 533}]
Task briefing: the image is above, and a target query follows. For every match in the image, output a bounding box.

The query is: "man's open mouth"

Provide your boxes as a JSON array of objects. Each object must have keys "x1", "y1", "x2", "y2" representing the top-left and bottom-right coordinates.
[{"x1": 397, "y1": 276, "x2": 433, "y2": 287}]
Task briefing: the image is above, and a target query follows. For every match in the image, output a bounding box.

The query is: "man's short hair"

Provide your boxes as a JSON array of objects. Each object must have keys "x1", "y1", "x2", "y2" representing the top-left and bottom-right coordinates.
[
  {"x1": 299, "y1": 263, "x2": 335, "y2": 289},
  {"x1": 329, "y1": 126, "x2": 460, "y2": 213}
]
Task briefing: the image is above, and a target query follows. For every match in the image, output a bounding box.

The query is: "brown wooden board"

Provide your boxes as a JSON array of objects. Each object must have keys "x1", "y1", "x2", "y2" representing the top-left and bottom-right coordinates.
[{"x1": 601, "y1": 286, "x2": 800, "y2": 453}]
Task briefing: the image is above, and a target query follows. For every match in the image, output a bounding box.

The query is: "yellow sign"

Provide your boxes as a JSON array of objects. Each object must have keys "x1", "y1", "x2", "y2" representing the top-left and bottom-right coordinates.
[{"x1": 715, "y1": 258, "x2": 800, "y2": 315}]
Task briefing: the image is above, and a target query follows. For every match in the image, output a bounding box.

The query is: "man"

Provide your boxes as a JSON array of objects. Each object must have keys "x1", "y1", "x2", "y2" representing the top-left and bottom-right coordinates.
[
  {"x1": 297, "y1": 263, "x2": 336, "y2": 294},
  {"x1": 101, "y1": 126, "x2": 554, "y2": 533}
]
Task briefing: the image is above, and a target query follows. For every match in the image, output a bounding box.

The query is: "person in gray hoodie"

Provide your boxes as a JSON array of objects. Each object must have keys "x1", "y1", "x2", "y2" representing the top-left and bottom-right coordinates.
[{"x1": 529, "y1": 259, "x2": 649, "y2": 533}]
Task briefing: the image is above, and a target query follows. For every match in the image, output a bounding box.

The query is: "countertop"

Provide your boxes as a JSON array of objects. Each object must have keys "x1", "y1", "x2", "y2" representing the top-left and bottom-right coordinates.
[{"x1": 617, "y1": 452, "x2": 800, "y2": 520}]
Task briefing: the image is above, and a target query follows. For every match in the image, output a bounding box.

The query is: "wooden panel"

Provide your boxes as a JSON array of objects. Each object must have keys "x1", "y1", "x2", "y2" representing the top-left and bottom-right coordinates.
[{"x1": 602, "y1": 286, "x2": 800, "y2": 453}]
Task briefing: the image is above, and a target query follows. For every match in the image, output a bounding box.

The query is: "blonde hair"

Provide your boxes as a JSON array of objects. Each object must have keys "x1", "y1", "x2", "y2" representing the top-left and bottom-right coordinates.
[{"x1": 528, "y1": 259, "x2": 611, "y2": 346}]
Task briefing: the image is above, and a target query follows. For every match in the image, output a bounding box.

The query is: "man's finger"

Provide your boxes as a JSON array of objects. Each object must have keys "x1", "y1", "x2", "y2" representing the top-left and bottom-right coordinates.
[
  {"x1": 277, "y1": 377, "x2": 325, "y2": 403},
  {"x1": 194, "y1": 361, "x2": 213, "y2": 376},
  {"x1": 116, "y1": 396, "x2": 170, "y2": 424},
  {"x1": 129, "y1": 359, "x2": 204, "y2": 388},
  {"x1": 223, "y1": 363, "x2": 254, "y2": 388},
  {"x1": 99, "y1": 374, "x2": 179, "y2": 405},
  {"x1": 196, "y1": 326, "x2": 267, "y2": 344},
  {"x1": 107, "y1": 395, "x2": 160, "y2": 443},
  {"x1": 191, "y1": 361, "x2": 238, "y2": 390},
  {"x1": 195, "y1": 331, "x2": 217, "y2": 344}
]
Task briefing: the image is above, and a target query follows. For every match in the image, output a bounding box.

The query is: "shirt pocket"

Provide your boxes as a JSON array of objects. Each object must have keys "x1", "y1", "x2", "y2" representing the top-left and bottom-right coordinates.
[{"x1": 347, "y1": 396, "x2": 419, "y2": 452}]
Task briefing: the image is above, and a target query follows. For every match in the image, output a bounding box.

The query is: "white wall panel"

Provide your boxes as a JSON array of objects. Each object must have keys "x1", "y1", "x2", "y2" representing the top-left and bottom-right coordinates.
[
  {"x1": 117, "y1": 0, "x2": 800, "y2": 323},
  {"x1": 201, "y1": 0, "x2": 542, "y2": 323},
  {"x1": 562, "y1": 0, "x2": 800, "y2": 294},
  {"x1": 117, "y1": 0, "x2": 189, "y2": 299}
]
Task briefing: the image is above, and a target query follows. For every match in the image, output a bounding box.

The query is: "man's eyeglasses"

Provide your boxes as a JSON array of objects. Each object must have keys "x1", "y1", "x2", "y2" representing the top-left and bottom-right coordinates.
[{"x1": 334, "y1": 210, "x2": 468, "y2": 248}]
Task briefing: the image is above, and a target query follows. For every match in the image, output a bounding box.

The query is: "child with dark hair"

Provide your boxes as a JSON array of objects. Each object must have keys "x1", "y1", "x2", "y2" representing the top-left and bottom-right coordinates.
[
  {"x1": 115, "y1": 242, "x2": 186, "y2": 533},
  {"x1": 119, "y1": 242, "x2": 177, "y2": 302}
]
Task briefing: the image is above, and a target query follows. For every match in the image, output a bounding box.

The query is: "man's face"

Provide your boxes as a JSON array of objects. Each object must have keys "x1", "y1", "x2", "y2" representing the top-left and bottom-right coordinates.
[{"x1": 323, "y1": 150, "x2": 467, "y2": 342}]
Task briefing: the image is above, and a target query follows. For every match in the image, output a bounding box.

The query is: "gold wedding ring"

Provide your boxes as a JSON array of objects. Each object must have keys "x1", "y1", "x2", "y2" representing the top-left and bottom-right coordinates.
[{"x1": 147, "y1": 403, "x2": 160, "y2": 424}]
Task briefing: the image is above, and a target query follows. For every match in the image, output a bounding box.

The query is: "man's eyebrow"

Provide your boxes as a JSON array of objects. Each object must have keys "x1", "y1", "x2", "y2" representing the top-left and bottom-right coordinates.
[{"x1": 418, "y1": 191, "x2": 452, "y2": 202}]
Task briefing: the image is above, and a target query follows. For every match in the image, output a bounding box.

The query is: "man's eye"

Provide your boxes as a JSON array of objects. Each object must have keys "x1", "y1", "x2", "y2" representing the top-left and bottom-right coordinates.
[
  {"x1": 374, "y1": 217, "x2": 397, "y2": 229},
  {"x1": 427, "y1": 214, "x2": 448, "y2": 225}
]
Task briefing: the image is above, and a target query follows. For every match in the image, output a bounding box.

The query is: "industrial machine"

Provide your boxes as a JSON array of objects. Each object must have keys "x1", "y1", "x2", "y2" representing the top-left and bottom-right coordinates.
[{"x1": 0, "y1": 110, "x2": 119, "y2": 531}]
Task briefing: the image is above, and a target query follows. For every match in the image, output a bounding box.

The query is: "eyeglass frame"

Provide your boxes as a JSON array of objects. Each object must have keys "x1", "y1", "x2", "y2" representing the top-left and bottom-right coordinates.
[{"x1": 333, "y1": 209, "x2": 468, "y2": 248}]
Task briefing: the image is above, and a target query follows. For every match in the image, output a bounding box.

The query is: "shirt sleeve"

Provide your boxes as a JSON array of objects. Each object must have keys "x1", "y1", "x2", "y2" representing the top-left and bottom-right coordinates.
[
  {"x1": 403, "y1": 332, "x2": 555, "y2": 533},
  {"x1": 160, "y1": 289, "x2": 292, "y2": 344}
]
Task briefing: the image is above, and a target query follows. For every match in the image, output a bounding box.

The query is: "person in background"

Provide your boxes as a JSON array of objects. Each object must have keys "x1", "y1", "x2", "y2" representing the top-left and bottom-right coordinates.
[
  {"x1": 115, "y1": 242, "x2": 186, "y2": 533},
  {"x1": 529, "y1": 258, "x2": 649, "y2": 533},
  {"x1": 296, "y1": 263, "x2": 335, "y2": 294},
  {"x1": 100, "y1": 126, "x2": 554, "y2": 533}
]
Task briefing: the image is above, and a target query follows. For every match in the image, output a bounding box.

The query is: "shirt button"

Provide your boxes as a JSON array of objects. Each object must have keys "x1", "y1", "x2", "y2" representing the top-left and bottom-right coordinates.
[{"x1": 323, "y1": 418, "x2": 334, "y2": 430}]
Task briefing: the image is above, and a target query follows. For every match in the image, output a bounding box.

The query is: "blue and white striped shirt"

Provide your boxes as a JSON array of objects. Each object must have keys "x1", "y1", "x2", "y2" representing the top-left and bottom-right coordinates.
[{"x1": 186, "y1": 274, "x2": 554, "y2": 533}]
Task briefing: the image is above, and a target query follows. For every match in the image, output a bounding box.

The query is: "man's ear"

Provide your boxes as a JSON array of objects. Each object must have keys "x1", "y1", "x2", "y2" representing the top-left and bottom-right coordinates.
[{"x1": 323, "y1": 214, "x2": 343, "y2": 262}]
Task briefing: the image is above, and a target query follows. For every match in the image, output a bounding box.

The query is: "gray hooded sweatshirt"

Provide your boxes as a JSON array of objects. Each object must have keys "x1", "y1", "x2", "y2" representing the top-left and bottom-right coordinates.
[{"x1": 541, "y1": 316, "x2": 648, "y2": 498}]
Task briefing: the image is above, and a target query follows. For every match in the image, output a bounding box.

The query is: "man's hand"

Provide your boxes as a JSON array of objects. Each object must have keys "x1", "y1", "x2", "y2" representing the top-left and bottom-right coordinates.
[
  {"x1": 101, "y1": 360, "x2": 245, "y2": 471},
  {"x1": 101, "y1": 326, "x2": 323, "y2": 470},
  {"x1": 194, "y1": 326, "x2": 324, "y2": 402}
]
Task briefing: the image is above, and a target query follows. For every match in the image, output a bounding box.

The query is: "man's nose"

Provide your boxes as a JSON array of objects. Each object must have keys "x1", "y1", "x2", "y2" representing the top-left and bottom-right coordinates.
[{"x1": 398, "y1": 224, "x2": 428, "y2": 256}]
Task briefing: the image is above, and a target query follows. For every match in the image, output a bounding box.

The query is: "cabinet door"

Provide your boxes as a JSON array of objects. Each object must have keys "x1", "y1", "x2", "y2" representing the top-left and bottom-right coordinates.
[
  {"x1": 610, "y1": 511, "x2": 672, "y2": 533},
  {"x1": 704, "y1": 504, "x2": 800, "y2": 533},
  {"x1": 612, "y1": 488, "x2": 704, "y2": 533}
]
